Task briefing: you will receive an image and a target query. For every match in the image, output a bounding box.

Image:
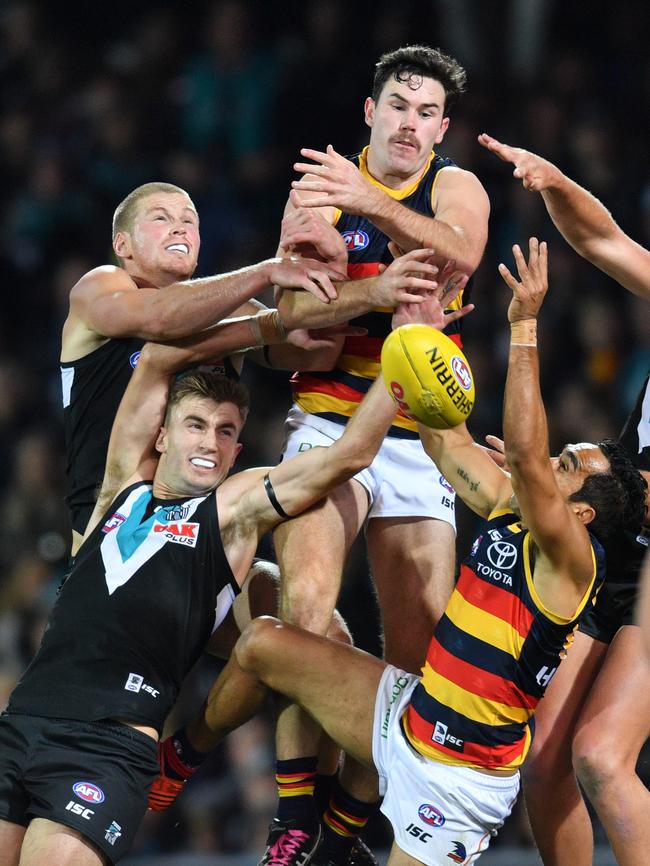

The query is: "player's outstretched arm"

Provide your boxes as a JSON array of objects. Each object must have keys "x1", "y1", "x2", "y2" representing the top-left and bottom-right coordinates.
[
  {"x1": 65, "y1": 256, "x2": 342, "y2": 349},
  {"x1": 277, "y1": 247, "x2": 439, "y2": 330},
  {"x1": 220, "y1": 377, "x2": 396, "y2": 538},
  {"x1": 500, "y1": 238, "x2": 595, "y2": 594},
  {"x1": 419, "y1": 424, "x2": 512, "y2": 518},
  {"x1": 479, "y1": 133, "x2": 650, "y2": 300},
  {"x1": 84, "y1": 312, "x2": 294, "y2": 536},
  {"x1": 292, "y1": 145, "x2": 489, "y2": 275}
]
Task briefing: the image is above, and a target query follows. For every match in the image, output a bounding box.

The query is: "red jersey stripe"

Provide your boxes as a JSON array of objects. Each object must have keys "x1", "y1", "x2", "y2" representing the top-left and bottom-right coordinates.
[
  {"x1": 456, "y1": 566, "x2": 535, "y2": 639},
  {"x1": 426, "y1": 636, "x2": 539, "y2": 710}
]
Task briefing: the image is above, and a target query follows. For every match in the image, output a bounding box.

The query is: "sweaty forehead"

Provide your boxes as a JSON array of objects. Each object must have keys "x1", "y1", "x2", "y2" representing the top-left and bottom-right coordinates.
[{"x1": 564, "y1": 442, "x2": 609, "y2": 473}]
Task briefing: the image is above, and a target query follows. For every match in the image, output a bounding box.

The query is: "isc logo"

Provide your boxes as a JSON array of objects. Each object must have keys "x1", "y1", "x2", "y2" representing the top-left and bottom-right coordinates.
[
  {"x1": 72, "y1": 781, "x2": 105, "y2": 803},
  {"x1": 341, "y1": 229, "x2": 369, "y2": 251},
  {"x1": 405, "y1": 823, "x2": 433, "y2": 842},
  {"x1": 66, "y1": 801, "x2": 94, "y2": 820}
]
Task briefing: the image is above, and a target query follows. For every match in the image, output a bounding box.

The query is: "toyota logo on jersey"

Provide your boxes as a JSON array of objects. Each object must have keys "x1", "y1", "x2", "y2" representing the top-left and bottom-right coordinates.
[{"x1": 487, "y1": 540, "x2": 518, "y2": 570}]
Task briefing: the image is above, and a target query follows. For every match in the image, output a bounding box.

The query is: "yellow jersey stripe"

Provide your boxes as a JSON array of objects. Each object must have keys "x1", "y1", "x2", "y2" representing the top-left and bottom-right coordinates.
[
  {"x1": 420, "y1": 662, "x2": 532, "y2": 725},
  {"x1": 445, "y1": 590, "x2": 525, "y2": 659},
  {"x1": 295, "y1": 392, "x2": 417, "y2": 431}
]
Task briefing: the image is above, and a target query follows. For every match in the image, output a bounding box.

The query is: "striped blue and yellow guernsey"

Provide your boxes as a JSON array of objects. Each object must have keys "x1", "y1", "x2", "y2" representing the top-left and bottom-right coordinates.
[
  {"x1": 403, "y1": 510, "x2": 606, "y2": 771},
  {"x1": 291, "y1": 146, "x2": 466, "y2": 439}
]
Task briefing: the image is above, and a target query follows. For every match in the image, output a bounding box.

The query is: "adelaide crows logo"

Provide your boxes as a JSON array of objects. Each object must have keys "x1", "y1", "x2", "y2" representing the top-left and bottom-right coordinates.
[{"x1": 447, "y1": 840, "x2": 467, "y2": 863}]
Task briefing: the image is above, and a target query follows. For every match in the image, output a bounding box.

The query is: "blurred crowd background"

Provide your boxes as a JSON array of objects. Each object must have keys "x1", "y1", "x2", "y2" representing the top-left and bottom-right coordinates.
[{"x1": 1, "y1": 0, "x2": 648, "y2": 861}]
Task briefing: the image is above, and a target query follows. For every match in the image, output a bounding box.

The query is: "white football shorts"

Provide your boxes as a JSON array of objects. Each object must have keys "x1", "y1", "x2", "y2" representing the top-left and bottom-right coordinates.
[
  {"x1": 372, "y1": 665, "x2": 520, "y2": 865},
  {"x1": 280, "y1": 406, "x2": 456, "y2": 527}
]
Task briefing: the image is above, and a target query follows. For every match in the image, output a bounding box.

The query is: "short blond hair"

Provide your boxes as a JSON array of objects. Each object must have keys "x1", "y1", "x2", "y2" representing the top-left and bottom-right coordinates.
[{"x1": 112, "y1": 182, "x2": 193, "y2": 240}]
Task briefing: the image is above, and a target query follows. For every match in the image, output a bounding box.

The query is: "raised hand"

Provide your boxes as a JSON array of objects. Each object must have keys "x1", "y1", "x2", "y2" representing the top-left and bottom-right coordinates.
[
  {"x1": 391, "y1": 260, "x2": 473, "y2": 330},
  {"x1": 372, "y1": 248, "x2": 440, "y2": 308},
  {"x1": 292, "y1": 144, "x2": 384, "y2": 215},
  {"x1": 498, "y1": 238, "x2": 549, "y2": 322},
  {"x1": 267, "y1": 256, "x2": 343, "y2": 303},
  {"x1": 279, "y1": 190, "x2": 348, "y2": 274},
  {"x1": 478, "y1": 133, "x2": 562, "y2": 192}
]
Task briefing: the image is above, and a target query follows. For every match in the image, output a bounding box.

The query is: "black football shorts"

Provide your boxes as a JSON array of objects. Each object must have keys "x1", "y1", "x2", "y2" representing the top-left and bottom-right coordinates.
[{"x1": 0, "y1": 713, "x2": 158, "y2": 864}]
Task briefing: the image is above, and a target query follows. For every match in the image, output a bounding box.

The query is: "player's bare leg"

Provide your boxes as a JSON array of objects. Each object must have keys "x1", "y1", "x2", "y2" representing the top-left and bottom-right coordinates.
[
  {"x1": 385, "y1": 841, "x2": 427, "y2": 866},
  {"x1": 522, "y1": 630, "x2": 607, "y2": 866},
  {"x1": 19, "y1": 818, "x2": 105, "y2": 866},
  {"x1": 0, "y1": 819, "x2": 25, "y2": 866},
  {"x1": 273, "y1": 480, "x2": 368, "y2": 764},
  {"x1": 368, "y1": 517, "x2": 456, "y2": 673},
  {"x1": 236, "y1": 618, "x2": 384, "y2": 767},
  {"x1": 572, "y1": 625, "x2": 650, "y2": 866}
]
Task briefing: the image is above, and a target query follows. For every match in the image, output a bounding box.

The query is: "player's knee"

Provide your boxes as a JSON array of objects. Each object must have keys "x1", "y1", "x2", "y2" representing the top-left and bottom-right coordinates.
[
  {"x1": 572, "y1": 733, "x2": 620, "y2": 801},
  {"x1": 236, "y1": 616, "x2": 282, "y2": 672},
  {"x1": 280, "y1": 587, "x2": 336, "y2": 633}
]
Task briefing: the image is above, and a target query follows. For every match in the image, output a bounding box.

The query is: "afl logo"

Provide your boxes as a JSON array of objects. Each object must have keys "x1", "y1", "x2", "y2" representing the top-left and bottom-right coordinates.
[
  {"x1": 439, "y1": 474, "x2": 454, "y2": 495},
  {"x1": 418, "y1": 803, "x2": 446, "y2": 827},
  {"x1": 451, "y1": 355, "x2": 472, "y2": 391},
  {"x1": 129, "y1": 351, "x2": 141, "y2": 369},
  {"x1": 73, "y1": 781, "x2": 105, "y2": 803},
  {"x1": 341, "y1": 229, "x2": 369, "y2": 251},
  {"x1": 487, "y1": 540, "x2": 517, "y2": 570}
]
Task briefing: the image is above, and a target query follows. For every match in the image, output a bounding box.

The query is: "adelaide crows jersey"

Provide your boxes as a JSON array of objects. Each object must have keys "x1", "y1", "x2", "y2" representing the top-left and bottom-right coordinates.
[
  {"x1": 8, "y1": 481, "x2": 239, "y2": 734},
  {"x1": 291, "y1": 146, "x2": 467, "y2": 439},
  {"x1": 403, "y1": 510, "x2": 606, "y2": 771},
  {"x1": 61, "y1": 337, "x2": 238, "y2": 536}
]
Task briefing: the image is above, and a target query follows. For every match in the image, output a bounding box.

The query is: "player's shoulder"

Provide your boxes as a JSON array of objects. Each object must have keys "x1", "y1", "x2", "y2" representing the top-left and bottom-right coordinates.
[
  {"x1": 436, "y1": 163, "x2": 486, "y2": 190},
  {"x1": 70, "y1": 264, "x2": 136, "y2": 300},
  {"x1": 433, "y1": 164, "x2": 490, "y2": 212}
]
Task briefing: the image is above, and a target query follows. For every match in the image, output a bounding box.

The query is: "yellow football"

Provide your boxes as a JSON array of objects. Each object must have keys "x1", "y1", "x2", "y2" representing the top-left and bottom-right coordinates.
[{"x1": 381, "y1": 324, "x2": 475, "y2": 429}]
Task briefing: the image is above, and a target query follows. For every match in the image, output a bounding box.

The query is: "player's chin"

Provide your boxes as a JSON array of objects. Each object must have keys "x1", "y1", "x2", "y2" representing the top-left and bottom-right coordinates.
[
  {"x1": 165, "y1": 257, "x2": 197, "y2": 279},
  {"x1": 186, "y1": 465, "x2": 224, "y2": 492}
]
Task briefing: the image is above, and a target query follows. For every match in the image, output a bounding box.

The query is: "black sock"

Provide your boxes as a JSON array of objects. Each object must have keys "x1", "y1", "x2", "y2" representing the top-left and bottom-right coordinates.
[
  {"x1": 322, "y1": 780, "x2": 377, "y2": 860},
  {"x1": 275, "y1": 756, "x2": 320, "y2": 828}
]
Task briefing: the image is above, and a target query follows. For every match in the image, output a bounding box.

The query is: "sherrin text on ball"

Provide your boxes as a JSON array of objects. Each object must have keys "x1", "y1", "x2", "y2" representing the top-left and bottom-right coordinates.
[{"x1": 381, "y1": 324, "x2": 475, "y2": 428}]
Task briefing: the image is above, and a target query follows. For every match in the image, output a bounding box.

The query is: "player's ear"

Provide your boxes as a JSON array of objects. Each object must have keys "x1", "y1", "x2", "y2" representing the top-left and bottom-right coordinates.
[
  {"x1": 364, "y1": 97, "x2": 375, "y2": 128},
  {"x1": 113, "y1": 231, "x2": 132, "y2": 260},
  {"x1": 569, "y1": 501, "x2": 596, "y2": 527},
  {"x1": 155, "y1": 427, "x2": 167, "y2": 455},
  {"x1": 230, "y1": 442, "x2": 243, "y2": 468},
  {"x1": 435, "y1": 116, "x2": 450, "y2": 144}
]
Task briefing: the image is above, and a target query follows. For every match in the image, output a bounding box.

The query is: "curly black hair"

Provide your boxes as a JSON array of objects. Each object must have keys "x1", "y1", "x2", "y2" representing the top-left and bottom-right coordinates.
[
  {"x1": 568, "y1": 438, "x2": 648, "y2": 543},
  {"x1": 372, "y1": 45, "x2": 467, "y2": 116}
]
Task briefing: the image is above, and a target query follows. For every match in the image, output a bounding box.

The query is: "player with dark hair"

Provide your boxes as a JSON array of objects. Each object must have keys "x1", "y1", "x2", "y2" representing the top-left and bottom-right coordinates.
[
  {"x1": 189, "y1": 238, "x2": 647, "y2": 866},
  {"x1": 0, "y1": 305, "x2": 407, "y2": 866},
  {"x1": 248, "y1": 45, "x2": 489, "y2": 862},
  {"x1": 480, "y1": 133, "x2": 650, "y2": 866}
]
